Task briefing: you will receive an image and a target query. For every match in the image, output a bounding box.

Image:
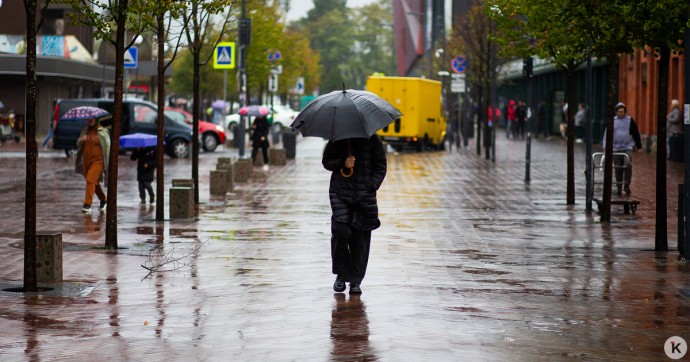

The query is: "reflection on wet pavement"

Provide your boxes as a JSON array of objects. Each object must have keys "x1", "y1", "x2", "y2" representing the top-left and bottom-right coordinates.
[{"x1": 0, "y1": 137, "x2": 688, "y2": 360}]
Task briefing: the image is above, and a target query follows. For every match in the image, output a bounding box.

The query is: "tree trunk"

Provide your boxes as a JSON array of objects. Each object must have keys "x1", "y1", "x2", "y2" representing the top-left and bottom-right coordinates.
[
  {"x1": 566, "y1": 65, "x2": 576, "y2": 205},
  {"x1": 155, "y1": 13, "x2": 166, "y2": 221},
  {"x1": 192, "y1": 49, "x2": 200, "y2": 204},
  {"x1": 601, "y1": 57, "x2": 620, "y2": 223},
  {"x1": 655, "y1": 45, "x2": 670, "y2": 251},
  {"x1": 23, "y1": 0, "x2": 38, "y2": 292},
  {"x1": 105, "y1": 0, "x2": 129, "y2": 249}
]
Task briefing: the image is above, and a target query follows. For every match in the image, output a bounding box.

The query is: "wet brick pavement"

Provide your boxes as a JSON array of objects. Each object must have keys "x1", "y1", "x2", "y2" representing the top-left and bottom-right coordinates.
[{"x1": 0, "y1": 133, "x2": 689, "y2": 361}]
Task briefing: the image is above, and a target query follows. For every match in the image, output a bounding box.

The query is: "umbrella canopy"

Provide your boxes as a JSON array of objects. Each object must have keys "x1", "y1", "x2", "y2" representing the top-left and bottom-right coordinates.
[
  {"x1": 289, "y1": 89, "x2": 402, "y2": 141},
  {"x1": 237, "y1": 105, "x2": 270, "y2": 117},
  {"x1": 60, "y1": 106, "x2": 111, "y2": 121},
  {"x1": 119, "y1": 133, "x2": 161, "y2": 149},
  {"x1": 211, "y1": 100, "x2": 226, "y2": 109}
]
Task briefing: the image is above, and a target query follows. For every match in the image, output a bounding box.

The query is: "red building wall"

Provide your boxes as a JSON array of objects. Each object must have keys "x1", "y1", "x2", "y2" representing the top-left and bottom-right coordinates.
[{"x1": 619, "y1": 48, "x2": 685, "y2": 144}]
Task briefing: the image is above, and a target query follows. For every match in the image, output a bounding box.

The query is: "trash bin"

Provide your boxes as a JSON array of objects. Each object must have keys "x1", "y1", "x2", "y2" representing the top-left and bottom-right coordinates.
[
  {"x1": 232, "y1": 126, "x2": 241, "y2": 148},
  {"x1": 282, "y1": 129, "x2": 296, "y2": 159}
]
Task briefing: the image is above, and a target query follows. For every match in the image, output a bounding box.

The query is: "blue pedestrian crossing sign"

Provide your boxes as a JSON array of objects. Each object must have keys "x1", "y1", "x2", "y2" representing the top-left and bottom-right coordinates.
[
  {"x1": 124, "y1": 46, "x2": 138, "y2": 69},
  {"x1": 451, "y1": 56, "x2": 467, "y2": 74},
  {"x1": 213, "y1": 42, "x2": 235, "y2": 69}
]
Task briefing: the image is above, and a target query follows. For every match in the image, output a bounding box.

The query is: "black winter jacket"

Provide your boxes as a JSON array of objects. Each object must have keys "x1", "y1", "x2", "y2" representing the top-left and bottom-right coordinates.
[
  {"x1": 130, "y1": 147, "x2": 157, "y2": 182},
  {"x1": 322, "y1": 135, "x2": 387, "y2": 230}
]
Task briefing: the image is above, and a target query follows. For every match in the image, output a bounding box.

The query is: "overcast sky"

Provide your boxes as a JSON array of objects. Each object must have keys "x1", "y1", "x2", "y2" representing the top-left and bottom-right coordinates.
[{"x1": 285, "y1": 0, "x2": 376, "y2": 22}]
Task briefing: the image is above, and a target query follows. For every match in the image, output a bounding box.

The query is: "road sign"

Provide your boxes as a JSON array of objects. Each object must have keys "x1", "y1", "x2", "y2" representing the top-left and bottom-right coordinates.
[
  {"x1": 268, "y1": 74, "x2": 278, "y2": 92},
  {"x1": 451, "y1": 56, "x2": 466, "y2": 74},
  {"x1": 213, "y1": 42, "x2": 235, "y2": 69},
  {"x1": 268, "y1": 50, "x2": 281, "y2": 61},
  {"x1": 450, "y1": 73, "x2": 466, "y2": 93},
  {"x1": 124, "y1": 46, "x2": 138, "y2": 69},
  {"x1": 295, "y1": 77, "x2": 304, "y2": 95}
]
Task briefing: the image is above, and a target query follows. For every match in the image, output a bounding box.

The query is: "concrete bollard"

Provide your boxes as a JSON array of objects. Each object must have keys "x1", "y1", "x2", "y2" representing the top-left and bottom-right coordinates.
[
  {"x1": 169, "y1": 187, "x2": 194, "y2": 219},
  {"x1": 217, "y1": 157, "x2": 233, "y2": 166},
  {"x1": 234, "y1": 158, "x2": 253, "y2": 183},
  {"x1": 253, "y1": 153, "x2": 266, "y2": 167},
  {"x1": 216, "y1": 163, "x2": 234, "y2": 191},
  {"x1": 36, "y1": 233, "x2": 63, "y2": 283},
  {"x1": 172, "y1": 179, "x2": 194, "y2": 189},
  {"x1": 209, "y1": 170, "x2": 228, "y2": 195},
  {"x1": 269, "y1": 148, "x2": 286, "y2": 166}
]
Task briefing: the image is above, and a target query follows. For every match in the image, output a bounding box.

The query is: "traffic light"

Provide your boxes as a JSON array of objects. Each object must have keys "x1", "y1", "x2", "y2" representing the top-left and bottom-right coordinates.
[{"x1": 523, "y1": 57, "x2": 533, "y2": 79}]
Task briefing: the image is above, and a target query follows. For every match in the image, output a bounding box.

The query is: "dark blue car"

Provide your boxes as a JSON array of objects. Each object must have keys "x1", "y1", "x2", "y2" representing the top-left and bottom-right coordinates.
[{"x1": 52, "y1": 98, "x2": 193, "y2": 158}]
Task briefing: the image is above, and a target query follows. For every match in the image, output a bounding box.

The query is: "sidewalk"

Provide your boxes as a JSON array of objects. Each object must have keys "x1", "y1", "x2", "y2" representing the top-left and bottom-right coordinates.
[{"x1": 0, "y1": 134, "x2": 689, "y2": 361}]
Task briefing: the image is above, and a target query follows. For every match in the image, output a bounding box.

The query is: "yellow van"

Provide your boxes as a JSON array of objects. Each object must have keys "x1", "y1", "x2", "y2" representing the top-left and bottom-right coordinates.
[{"x1": 365, "y1": 75, "x2": 446, "y2": 151}]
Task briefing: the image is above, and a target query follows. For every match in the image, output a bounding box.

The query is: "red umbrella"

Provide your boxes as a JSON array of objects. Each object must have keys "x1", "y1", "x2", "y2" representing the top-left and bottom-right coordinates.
[{"x1": 237, "y1": 105, "x2": 270, "y2": 117}]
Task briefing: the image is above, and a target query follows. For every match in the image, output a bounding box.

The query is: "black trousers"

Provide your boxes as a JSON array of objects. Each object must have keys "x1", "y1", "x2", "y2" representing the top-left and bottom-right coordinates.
[
  {"x1": 331, "y1": 221, "x2": 372, "y2": 284},
  {"x1": 251, "y1": 144, "x2": 269, "y2": 165},
  {"x1": 138, "y1": 180, "x2": 154, "y2": 201}
]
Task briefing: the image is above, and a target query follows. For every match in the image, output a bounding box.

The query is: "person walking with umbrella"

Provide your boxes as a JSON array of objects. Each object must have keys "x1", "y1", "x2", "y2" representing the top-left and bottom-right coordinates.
[
  {"x1": 323, "y1": 135, "x2": 387, "y2": 294},
  {"x1": 291, "y1": 88, "x2": 401, "y2": 294},
  {"x1": 251, "y1": 115, "x2": 270, "y2": 167},
  {"x1": 76, "y1": 116, "x2": 110, "y2": 213},
  {"x1": 130, "y1": 146, "x2": 156, "y2": 205}
]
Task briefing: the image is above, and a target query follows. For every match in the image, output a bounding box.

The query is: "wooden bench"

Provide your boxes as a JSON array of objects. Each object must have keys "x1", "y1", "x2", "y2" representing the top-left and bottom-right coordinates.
[{"x1": 593, "y1": 197, "x2": 640, "y2": 215}]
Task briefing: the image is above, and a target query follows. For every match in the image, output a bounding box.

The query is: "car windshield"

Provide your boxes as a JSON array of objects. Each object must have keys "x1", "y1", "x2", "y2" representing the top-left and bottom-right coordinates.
[{"x1": 164, "y1": 110, "x2": 187, "y2": 124}]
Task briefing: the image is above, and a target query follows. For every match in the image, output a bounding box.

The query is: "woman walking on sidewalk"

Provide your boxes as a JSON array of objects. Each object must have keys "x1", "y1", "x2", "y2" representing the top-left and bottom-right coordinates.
[
  {"x1": 602, "y1": 102, "x2": 642, "y2": 196},
  {"x1": 322, "y1": 135, "x2": 387, "y2": 295},
  {"x1": 75, "y1": 117, "x2": 110, "y2": 213}
]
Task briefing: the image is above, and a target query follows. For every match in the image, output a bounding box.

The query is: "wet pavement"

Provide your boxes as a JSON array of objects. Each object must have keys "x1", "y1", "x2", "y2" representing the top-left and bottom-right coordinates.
[{"x1": 0, "y1": 133, "x2": 689, "y2": 361}]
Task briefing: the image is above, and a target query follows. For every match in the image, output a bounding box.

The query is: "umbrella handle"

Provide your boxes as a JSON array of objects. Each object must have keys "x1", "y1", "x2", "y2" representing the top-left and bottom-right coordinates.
[{"x1": 340, "y1": 167, "x2": 354, "y2": 178}]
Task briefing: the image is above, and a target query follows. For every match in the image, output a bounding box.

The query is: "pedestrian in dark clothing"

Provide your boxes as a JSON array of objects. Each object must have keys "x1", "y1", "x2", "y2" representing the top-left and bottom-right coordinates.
[
  {"x1": 322, "y1": 134, "x2": 387, "y2": 295},
  {"x1": 536, "y1": 100, "x2": 548, "y2": 139},
  {"x1": 130, "y1": 146, "x2": 156, "y2": 205},
  {"x1": 516, "y1": 101, "x2": 527, "y2": 139},
  {"x1": 251, "y1": 115, "x2": 270, "y2": 166}
]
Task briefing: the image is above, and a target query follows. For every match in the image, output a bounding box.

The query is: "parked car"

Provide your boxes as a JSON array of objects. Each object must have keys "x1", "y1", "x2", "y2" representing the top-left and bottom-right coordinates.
[
  {"x1": 269, "y1": 104, "x2": 299, "y2": 133},
  {"x1": 164, "y1": 107, "x2": 226, "y2": 152},
  {"x1": 52, "y1": 98, "x2": 193, "y2": 158}
]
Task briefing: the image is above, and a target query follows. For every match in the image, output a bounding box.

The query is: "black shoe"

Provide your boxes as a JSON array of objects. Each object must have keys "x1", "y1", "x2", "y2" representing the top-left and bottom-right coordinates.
[
  {"x1": 624, "y1": 186, "x2": 631, "y2": 195},
  {"x1": 616, "y1": 189, "x2": 622, "y2": 196},
  {"x1": 349, "y1": 283, "x2": 362, "y2": 294},
  {"x1": 333, "y1": 278, "x2": 346, "y2": 293},
  {"x1": 99, "y1": 200, "x2": 107, "y2": 211}
]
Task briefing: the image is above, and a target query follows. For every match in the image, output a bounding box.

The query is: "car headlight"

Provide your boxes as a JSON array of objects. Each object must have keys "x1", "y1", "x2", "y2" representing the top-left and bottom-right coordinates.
[{"x1": 216, "y1": 125, "x2": 224, "y2": 132}]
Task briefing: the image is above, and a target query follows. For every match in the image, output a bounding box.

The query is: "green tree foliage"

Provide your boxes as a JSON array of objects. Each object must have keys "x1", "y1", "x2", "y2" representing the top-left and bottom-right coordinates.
[
  {"x1": 169, "y1": 0, "x2": 320, "y2": 103},
  {"x1": 306, "y1": 9, "x2": 355, "y2": 92},
  {"x1": 348, "y1": 0, "x2": 395, "y2": 88}
]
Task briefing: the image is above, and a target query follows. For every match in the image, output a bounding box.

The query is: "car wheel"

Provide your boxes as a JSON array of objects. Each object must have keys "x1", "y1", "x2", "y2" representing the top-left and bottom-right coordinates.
[
  {"x1": 202, "y1": 132, "x2": 219, "y2": 152},
  {"x1": 64, "y1": 149, "x2": 76, "y2": 157},
  {"x1": 170, "y1": 139, "x2": 190, "y2": 158}
]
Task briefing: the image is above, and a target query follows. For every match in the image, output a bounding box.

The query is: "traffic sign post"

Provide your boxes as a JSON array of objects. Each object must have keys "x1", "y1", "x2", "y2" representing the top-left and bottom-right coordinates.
[
  {"x1": 124, "y1": 46, "x2": 138, "y2": 69},
  {"x1": 213, "y1": 42, "x2": 235, "y2": 69},
  {"x1": 451, "y1": 56, "x2": 466, "y2": 74},
  {"x1": 295, "y1": 77, "x2": 304, "y2": 95},
  {"x1": 268, "y1": 74, "x2": 278, "y2": 93}
]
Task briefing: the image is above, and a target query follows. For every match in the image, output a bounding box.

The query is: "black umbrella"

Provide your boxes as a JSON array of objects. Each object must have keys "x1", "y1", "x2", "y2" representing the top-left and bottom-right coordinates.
[{"x1": 290, "y1": 89, "x2": 402, "y2": 141}]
